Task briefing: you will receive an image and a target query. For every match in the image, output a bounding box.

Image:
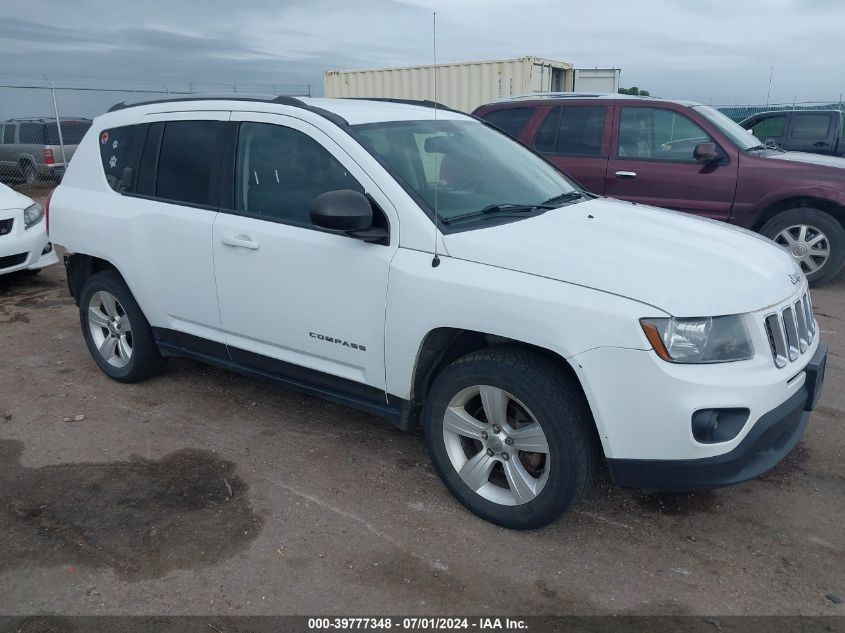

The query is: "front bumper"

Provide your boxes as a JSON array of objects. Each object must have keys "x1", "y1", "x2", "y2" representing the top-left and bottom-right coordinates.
[
  {"x1": 0, "y1": 210, "x2": 59, "y2": 275},
  {"x1": 606, "y1": 343, "x2": 827, "y2": 491}
]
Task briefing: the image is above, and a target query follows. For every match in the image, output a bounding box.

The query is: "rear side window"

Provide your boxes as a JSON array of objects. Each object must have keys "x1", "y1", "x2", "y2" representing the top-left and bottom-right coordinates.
[
  {"x1": 156, "y1": 121, "x2": 225, "y2": 206},
  {"x1": 790, "y1": 113, "x2": 831, "y2": 140},
  {"x1": 99, "y1": 124, "x2": 147, "y2": 191},
  {"x1": 18, "y1": 123, "x2": 44, "y2": 144},
  {"x1": 2, "y1": 125, "x2": 13, "y2": 144},
  {"x1": 481, "y1": 108, "x2": 534, "y2": 139},
  {"x1": 534, "y1": 106, "x2": 606, "y2": 156},
  {"x1": 235, "y1": 122, "x2": 363, "y2": 226}
]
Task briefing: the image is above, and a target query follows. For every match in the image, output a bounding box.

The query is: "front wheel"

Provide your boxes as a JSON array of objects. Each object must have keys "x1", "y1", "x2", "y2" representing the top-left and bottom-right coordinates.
[
  {"x1": 423, "y1": 347, "x2": 597, "y2": 529},
  {"x1": 760, "y1": 208, "x2": 845, "y2": 286}
]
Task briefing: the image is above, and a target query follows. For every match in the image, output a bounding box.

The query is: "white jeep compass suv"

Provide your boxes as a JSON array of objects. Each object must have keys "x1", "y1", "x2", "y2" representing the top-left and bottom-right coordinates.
[{"x1": 49, "y1": 96, "x2": 827, "y2": 529}]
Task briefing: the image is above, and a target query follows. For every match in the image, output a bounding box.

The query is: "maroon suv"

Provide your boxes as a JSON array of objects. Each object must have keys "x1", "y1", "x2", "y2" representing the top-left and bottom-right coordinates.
[{"x1": 474, "y1": 95, "x2": 845, "y2": 285}]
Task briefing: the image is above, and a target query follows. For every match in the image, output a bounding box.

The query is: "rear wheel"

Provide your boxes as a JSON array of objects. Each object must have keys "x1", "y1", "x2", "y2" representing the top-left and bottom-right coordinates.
[
  {"x1": 760, "y1": 208, "x2": 845, "y2": 286},
  {"x1": 423, "y1": 347, "x2": 597, "y2": 529},
  {"x1": 78, "y1": 270, "x2": 166, "y2": 383}
]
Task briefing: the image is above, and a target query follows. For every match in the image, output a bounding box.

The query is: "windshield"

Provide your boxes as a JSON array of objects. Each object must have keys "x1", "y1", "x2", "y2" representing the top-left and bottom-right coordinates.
[
  {"x1": 692, "y1": 105, "x2": 760, "y2": 150},
  {"x1": 352, "y1": 119, "x2": 581, "y2": 226}
]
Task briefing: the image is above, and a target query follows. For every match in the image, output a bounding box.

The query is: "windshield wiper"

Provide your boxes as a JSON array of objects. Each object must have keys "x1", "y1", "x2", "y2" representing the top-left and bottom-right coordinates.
[
  {"x1": 541, "y1": 191, "x2": 587, "y2": 206},
  {"x1": 441, "y1": 203, "x2": 552, "y2": 225},
  {"x1": 745, "y1": 144, "x2": 766, "y2": 152}
]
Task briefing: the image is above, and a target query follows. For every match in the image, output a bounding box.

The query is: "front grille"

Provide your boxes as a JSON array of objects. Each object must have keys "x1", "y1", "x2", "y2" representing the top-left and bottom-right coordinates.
[
  {"x1": 0, "y1": 219, "x2": 12, "y2": 236},
  {"x1": 0, "y1": 253, "x2": 27, "y2": 269},
  {"x1": 764, "y1": 291, "x2": 816, "y2": 368}
]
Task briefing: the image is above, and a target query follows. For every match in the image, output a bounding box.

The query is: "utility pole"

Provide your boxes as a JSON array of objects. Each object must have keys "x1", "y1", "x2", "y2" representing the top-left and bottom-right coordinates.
[{"x1": 766, "y1": 66, "x2": 773, "y2": 106}]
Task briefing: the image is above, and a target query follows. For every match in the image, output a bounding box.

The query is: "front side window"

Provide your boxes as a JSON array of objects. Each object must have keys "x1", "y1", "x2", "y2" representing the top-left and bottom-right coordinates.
[
  {"x1": 353, "y1": 119, "x2": 581, "y2": 227},
  {"x1": 156, "y1": 121, "x2": 225, "y2": 206},
  {"x1": 790, "y1": 113, "x2": 831, "y2": 140},
  {"x1": 617, "y1": 107, "x2": 710, "y2": 162},
  {"x1": 534, "y1": 106, "x2": 605, "y2": 156},
  {"x1": 750, "y1": 115, "x2": 786, "y2": 141},
  {"x1": 235, "y1": 122, "x2": 363, "y2": 226},
  {"x1": 481, "y1": 108, "x2": 534, "y2": 139},
  {"x1": 98, "y1": 124, "x2": 147, "y2": 192}
]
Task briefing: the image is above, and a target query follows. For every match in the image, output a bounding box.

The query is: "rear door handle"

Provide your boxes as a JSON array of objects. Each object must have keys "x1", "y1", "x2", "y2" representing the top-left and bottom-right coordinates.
[
  {"x1": 221, "y1": 234, "x2": 260, "y2": 250},
  {"x1": 615, "y1": 170, "x2": 637, "y2": 179}
]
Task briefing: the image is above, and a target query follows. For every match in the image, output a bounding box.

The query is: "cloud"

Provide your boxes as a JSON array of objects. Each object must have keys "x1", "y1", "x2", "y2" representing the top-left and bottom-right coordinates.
[{"x1": 0, "y1": 0, "x2": 842, "y2": 108}]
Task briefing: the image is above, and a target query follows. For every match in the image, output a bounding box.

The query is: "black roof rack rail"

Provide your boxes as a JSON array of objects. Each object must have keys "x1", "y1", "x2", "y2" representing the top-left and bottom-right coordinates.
[
  {"x1": 344, "y1": 97, "x2": 455, "y2": 111},
  {"x1": 104, "y1": 94, "x2": 352, "y2": 127},
  {"x1": 107, "y1": 94, "x2": 286, "y2": 113}
]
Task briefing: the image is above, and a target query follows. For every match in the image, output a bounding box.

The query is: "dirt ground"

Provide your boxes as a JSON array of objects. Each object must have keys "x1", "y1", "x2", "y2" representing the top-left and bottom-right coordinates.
[{"x1": 0, "y1": 253, "x2": 843, "y2": 616}]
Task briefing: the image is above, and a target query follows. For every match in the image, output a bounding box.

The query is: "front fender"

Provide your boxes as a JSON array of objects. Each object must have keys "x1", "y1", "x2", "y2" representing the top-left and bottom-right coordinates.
[{"x1": 384, "y1": 249, "x2": 657, "y2": 399}]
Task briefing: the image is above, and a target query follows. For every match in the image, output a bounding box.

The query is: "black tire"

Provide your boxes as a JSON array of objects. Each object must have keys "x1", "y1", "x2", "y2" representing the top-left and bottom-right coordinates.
[
  {"x1": 423, "y1": 347, "x2": 597, "y2": 530},
  {"x1": 78, "y1": 270, "x2": 166, "y2": 383},
  {"x1": 759, "y1": 208, "x2": 845, "y2": 286}
]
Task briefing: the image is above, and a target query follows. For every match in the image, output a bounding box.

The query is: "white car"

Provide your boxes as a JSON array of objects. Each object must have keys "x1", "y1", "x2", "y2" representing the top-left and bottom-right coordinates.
[
  {"x1": 0, "y1": 182, "x2": 58, "y2": 276},
  {"x1": 49, "y1": 96, "x2": 827, "y2": 529}
]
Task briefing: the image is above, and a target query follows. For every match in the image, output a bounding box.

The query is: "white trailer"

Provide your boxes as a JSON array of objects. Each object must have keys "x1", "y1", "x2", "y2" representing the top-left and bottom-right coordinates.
[
  {"x1": 573, "y1": 68, "x2": 621, "y2": 94},
  {"x1": 324, "y1": 57, "x2": 575, "y2": 113}
]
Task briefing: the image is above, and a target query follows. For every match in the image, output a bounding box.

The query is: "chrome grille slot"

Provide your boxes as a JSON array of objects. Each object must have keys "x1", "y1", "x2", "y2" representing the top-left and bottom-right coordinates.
[
  {"x1": 765, "y1": 314, "x2": 788, "y2": 368},
  {"x1": 782, "y1": 306, "x2": 800, "y2": 361},
  {"x1": 803, "y1": 293, "x2": 815, "y2": 336},
  {"x1": 794, "y1": 300, "x2": 809, "y2": 353}
]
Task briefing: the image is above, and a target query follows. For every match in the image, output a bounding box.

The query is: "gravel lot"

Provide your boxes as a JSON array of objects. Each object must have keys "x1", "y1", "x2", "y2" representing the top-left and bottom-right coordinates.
[{"x1": 0, "y1": 250, "x2": 843, "y2": 616}]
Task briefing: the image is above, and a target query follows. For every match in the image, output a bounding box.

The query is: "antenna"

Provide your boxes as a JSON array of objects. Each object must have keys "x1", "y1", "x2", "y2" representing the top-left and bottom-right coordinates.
[{"x1": 431, "y1": 11, "x2": 441, "y2": 268}]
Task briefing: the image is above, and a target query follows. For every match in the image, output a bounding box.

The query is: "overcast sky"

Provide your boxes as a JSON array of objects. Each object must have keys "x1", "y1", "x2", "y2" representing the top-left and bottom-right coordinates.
[{"x1": 2, "y1": 0, "x2": 843, "y2": 107}]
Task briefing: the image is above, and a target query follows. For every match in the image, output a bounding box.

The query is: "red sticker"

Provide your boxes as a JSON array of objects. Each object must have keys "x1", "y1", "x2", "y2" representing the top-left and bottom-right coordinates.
[{"x1": 101, "y1": 131, "x2": 109, "y2": 145}]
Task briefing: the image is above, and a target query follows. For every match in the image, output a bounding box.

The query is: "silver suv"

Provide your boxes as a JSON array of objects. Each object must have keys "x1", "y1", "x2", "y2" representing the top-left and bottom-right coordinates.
[{"x1": 0, "y1": 118, "x2": 92, "y2": 185}]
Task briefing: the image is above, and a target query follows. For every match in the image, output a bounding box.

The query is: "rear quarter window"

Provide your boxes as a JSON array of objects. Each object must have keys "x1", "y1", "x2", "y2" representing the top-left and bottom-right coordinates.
[{"x1": 99, "y1": 124, "x2": 147, "y2": 191}]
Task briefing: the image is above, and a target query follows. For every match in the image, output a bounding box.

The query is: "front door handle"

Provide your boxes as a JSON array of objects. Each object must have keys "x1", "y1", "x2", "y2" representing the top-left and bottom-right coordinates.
[
  {"x1": 221, "y1": 234, "x2": 260, "y2": 250},
  {"x1": 615, "y1": 170, "x2": 637, "y2": 179}
]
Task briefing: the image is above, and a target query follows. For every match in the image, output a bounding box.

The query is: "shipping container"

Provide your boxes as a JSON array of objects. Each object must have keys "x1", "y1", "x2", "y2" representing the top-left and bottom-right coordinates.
[
  {"x1": 323, "y1": 57, "x2": 574, "y2": 113},
  {"x1": 573, "y1": 68, "x2": 621, "y2": 94}
]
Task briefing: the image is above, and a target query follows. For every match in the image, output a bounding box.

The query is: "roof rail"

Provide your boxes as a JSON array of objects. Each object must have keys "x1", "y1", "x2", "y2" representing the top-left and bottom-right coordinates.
[
  {"x1": 4, "y1": 116, "x2": 93, "y2": 122},
  {"x1": 344, "y1": 97, "x2": 454, "y2": 111},
  {"x1": 105, "y1": 95, "x2": 353, "y2": 128}
]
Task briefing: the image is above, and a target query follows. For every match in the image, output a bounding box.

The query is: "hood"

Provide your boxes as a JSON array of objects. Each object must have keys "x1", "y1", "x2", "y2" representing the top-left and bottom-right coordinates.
[
  {"x1": 443, "y1": 198, "x2": 800, "y2": 316},
  {"x1": 766, "y1": 151, "x2": 845, "y2": 170},
  {"x1": 0, "y1": 183, "x2": 33, "y2": 212}
]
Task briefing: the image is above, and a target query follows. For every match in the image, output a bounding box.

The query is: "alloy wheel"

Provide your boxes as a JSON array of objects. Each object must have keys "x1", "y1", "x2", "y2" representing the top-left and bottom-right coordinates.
[
  {"x1": 774, "y1": 224, "x2": 831, "y2": 274},
  {"x1": 87, "y1": 290, "x2": 133, "y2": 368},
  {"x1": 442, "y1": 385, "x2": 550, "y2": 506}
]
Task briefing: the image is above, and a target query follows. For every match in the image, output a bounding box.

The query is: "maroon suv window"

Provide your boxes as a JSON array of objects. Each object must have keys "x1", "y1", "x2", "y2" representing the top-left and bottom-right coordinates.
[
  {"x1": 534, "y1": 106, "x2": 606, "y2": 156},
  {"x1": 480, "y1": 108, "x2": 534, "y2": 139}
]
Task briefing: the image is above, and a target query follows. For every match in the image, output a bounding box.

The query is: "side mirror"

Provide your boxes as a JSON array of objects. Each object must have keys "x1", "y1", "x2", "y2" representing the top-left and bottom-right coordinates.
[
  {"x1": 693, "y1": 142, "x2": 720, "y2": 163},
  {"x1": 309, "y1": 189, "x2": 387, "y2": 243}
]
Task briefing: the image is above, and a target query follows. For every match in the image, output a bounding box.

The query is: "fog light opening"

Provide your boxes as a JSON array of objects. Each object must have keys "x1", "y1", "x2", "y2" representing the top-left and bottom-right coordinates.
[{"x1": 691, "y1": 408, "x2": 749, "y2": 444}]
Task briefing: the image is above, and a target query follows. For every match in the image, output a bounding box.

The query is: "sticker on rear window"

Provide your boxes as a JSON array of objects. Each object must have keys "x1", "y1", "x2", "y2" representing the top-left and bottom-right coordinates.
[{"x1": 101, "y1": 131, "x2": 109, "y2": 145}]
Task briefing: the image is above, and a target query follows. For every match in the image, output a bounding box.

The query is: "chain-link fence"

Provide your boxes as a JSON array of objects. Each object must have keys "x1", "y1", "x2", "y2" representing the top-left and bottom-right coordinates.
[
  {"x1": 0, "y1": 79, "x2": 311, "y2": 194},
  {"x1": 716, "y1": 100, "x2": 844, "y2": 122}
]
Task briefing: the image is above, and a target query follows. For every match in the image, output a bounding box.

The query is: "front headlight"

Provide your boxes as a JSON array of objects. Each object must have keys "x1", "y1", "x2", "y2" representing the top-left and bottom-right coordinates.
[
  {"x1": 23, "y1": 202, "x2": 44, "y2": 229},
  {"x1": 640, "y1": 315, "x2": 753, "y2": 363}
]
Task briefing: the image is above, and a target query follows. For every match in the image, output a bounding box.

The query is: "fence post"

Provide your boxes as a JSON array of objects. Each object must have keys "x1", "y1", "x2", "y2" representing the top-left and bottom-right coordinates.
[{"x1": 50, "y1": 86, "x2": 68, "y2": 168}]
